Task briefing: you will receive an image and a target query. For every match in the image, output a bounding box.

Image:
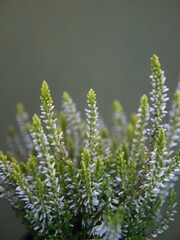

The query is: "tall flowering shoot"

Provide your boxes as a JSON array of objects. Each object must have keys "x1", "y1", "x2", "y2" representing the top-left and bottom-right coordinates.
[{"x1": 0, "y1": 54, "x2": 180, "y2": 240}]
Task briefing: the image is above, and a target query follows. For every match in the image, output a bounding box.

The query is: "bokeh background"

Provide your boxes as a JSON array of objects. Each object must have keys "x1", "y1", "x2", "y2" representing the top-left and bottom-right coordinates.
[{"x1": 0, "y1": 1, "x2": 180, "y2": 239}]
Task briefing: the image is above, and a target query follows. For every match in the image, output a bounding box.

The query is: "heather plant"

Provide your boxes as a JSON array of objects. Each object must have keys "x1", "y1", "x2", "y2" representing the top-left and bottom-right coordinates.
[{"x1": 0, "y1": 55, "x2": 180, "y2": 240}]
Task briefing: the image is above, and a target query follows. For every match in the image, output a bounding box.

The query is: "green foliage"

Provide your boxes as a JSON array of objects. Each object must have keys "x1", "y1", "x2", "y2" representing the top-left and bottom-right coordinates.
[{"x1": 0, "y1": 55, "x2": 180, "y2": 240}]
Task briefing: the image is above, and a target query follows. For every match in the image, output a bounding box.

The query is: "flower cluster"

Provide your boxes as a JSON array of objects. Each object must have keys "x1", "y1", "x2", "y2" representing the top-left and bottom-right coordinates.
[{"x1": 0, "y1": 55, "x2": 180, "y2": 240}]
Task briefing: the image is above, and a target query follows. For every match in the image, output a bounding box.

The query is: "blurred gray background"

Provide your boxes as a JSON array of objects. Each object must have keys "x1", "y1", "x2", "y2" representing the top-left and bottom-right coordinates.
[{"x1": 0, "y1": 0, "x2": 180, "y2": 239}]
